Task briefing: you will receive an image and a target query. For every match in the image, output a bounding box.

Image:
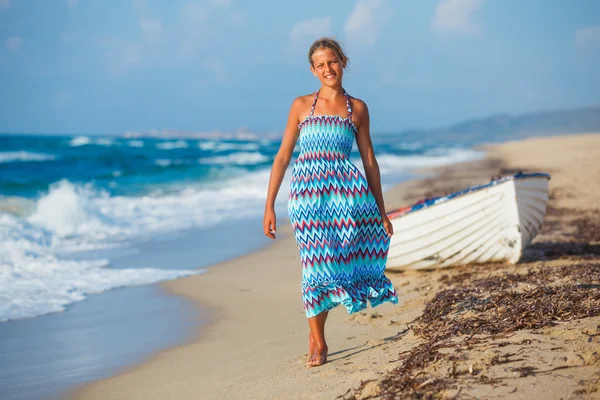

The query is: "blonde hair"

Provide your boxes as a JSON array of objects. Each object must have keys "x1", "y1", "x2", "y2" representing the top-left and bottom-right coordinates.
[{"x1": 308, "y1": 37, "x2": 349, "y2": 68}]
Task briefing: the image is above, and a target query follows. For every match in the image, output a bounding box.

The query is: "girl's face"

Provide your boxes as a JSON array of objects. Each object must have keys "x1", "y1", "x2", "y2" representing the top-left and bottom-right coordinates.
[{"x1": 310, "y1": 48, "x2": 344, "y2": 88}]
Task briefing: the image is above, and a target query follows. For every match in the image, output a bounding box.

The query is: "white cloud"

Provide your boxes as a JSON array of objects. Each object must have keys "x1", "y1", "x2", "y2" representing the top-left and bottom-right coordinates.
[
  {"x1": 6, "y1": 36, "x2": 23, "y2": 51},
  {"x1": 67, "y1": 0, "x2": 78, "y2": 8},
  {"x1": 344, "y1": 0, "x2": 384, "y2": 46},
  {"x1": 129, "y1": 1, "x2": 164, "y2": 45},
  {"x1": 290, "y1": 17, "x2": 332, "y2": 45},
  {"x1": 431, "y1": 0, "x2": 483, "y2": 36},
  {"x1": 0, "y1": 0, "x2": 10, "y2": 9},
  {"x1": 140, "y1": 18, "x2": 163, "y2": 42},
  {"x1": 576, "y1": 25, "x2": 600, "y2": 47}
]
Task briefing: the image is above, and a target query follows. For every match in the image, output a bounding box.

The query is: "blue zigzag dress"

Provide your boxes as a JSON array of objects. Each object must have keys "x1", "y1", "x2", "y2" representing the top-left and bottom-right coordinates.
[{"x1": 288, "y1": 89, "x2": 398, "y2": 318}]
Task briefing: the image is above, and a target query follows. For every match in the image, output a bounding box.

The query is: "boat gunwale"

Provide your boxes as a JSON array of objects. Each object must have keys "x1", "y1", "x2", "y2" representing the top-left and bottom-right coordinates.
[{"x1": 387, "y1": 172, "x2": 551, "y2": 220}]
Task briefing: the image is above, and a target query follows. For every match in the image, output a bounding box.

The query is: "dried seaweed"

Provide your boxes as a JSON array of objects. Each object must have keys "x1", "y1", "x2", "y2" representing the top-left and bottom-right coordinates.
[{"x1": 342, "y1": 263, "x2": 600, "y2": 399}]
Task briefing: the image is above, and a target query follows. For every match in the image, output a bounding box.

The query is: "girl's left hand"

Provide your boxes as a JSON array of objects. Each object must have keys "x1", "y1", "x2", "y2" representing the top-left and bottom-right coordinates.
[{"x1": 382, "y1": 216, "x2": 394, "y2": 237}]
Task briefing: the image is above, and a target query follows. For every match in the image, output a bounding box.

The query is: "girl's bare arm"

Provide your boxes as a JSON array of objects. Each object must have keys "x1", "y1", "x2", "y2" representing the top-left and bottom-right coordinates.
[{"x1": 263, "y1": 97, "x2": 304, "y2": 238}]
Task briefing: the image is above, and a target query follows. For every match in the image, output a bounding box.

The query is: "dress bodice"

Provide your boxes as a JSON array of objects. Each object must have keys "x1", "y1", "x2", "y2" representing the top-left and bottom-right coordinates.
[{"x1": 296, "y1": 90, "x2": 357, "y2": 161}]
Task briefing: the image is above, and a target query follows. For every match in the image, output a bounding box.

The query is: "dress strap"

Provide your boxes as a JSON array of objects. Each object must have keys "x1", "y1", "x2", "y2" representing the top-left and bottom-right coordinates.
[
  {"x1": 344, "y1": 90, "x2": 352, "y2": 120},
  {"x1": 309, "y1": 90, "x2": 320, "y2": 117}
]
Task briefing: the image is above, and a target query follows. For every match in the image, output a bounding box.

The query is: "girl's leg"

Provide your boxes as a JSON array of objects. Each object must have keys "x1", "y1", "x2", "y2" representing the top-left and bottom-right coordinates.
[
  {"x1": 307, "y1": 332, "x2": 315, "y2": 363},
  {"x1": 307, "y1": 310, "x2": 329, "y2": 366}
]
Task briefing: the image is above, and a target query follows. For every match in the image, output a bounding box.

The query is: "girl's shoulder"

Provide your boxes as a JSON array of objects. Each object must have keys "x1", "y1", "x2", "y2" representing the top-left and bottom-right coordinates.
[
  {"x1": 290, "y1": 93, "x2": 317, "y2": 115},
  {"x1": 293, "y1": 93, "x2": 317, "y2": 106},
  {"x1": 347, "y1": 95, "x2": 368, "y2": 116}
]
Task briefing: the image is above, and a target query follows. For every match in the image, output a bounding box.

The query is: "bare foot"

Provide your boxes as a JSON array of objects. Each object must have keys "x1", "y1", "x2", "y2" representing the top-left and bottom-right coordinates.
[{"x1": 308, "y1": 344, "x2": 328, "y2": 367}]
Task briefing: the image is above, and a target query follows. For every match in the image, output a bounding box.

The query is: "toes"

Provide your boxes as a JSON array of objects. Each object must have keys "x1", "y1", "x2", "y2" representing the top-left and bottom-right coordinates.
[
  {"x1": 312, "y1": 356, "x2": 326, "y2": 367},
  {"x1": 307, "y1": 350, "x2": 327, "y2": 367}
]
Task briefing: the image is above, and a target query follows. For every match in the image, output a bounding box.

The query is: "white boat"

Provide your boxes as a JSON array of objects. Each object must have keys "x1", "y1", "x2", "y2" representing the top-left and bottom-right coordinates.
[{"x1": 385, "y1": 172, "x2": 551, "y2": 271}]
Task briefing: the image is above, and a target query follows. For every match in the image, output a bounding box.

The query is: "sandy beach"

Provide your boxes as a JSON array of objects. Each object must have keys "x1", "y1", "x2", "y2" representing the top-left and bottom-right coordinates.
[{"x1": 70, "y1": 132, "x2": 600, "y2": 400}]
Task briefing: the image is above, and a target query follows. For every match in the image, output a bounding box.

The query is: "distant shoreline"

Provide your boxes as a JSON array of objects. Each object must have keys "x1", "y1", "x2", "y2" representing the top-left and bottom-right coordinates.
[{"x1": 1, "y1": 103, "x2": 598, "y2": 139}]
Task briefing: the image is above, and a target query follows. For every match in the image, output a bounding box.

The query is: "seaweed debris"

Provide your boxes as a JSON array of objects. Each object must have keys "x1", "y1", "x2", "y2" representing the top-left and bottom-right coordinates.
[{"x1": 341, "y1": 263, "x2": 600, "y2": 399}]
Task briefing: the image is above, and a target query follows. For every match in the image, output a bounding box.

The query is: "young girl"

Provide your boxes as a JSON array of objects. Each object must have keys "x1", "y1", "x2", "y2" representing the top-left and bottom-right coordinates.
[{"x1": 263, "y1": 37, "x2": 398, "y2": 367}]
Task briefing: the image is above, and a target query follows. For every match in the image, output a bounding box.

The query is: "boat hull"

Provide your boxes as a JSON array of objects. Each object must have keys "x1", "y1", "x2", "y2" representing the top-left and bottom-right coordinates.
[{"x1": 386, "y1": 173, "x2": 550, "y2": 271}]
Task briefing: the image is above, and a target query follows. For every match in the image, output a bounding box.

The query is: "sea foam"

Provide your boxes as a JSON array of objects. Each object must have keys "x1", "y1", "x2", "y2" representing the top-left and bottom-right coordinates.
[
  {"x1": 374, "y1": 148, "x2": 485, "y2": 175},
  {"x1": 0, "y1": 212, "x2": 200, "y2": 322},
  {"x1": 198, "y1": 152, "x2": 269, "y2": 165},
  {"x1": 0, "y1": 151, "x2": 57, "y2": 163},
  {"x1": 156, "y1": 140, "x2": 188, "y2": 150},
  {"x1": 198, "y1": 141, "x2": 260, "y2": 152},
  {"x1": 69, "y1": 136, "x2": 91, "y2": 147}
]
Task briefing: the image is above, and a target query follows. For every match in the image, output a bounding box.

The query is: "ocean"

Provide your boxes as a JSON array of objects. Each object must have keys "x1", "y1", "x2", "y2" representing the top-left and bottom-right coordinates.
[
  {"x1": 0, "y1": 131, "x2": 484, "y2": 323},
  {"x1": 0, "y1": 130, "x2": 484, "y2": 399}
]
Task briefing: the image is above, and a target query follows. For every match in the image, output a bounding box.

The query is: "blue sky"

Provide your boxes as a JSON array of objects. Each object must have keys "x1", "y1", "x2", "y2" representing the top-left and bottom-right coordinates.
[{"x1": 1, "y1": 0, "x2": 599, "y2": 135}]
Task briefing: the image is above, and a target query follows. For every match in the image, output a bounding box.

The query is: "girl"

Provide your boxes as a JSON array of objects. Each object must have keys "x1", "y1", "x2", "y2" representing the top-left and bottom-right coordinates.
[{"x1": 263, "y1": 37, "x2": 398, "y2": 367}]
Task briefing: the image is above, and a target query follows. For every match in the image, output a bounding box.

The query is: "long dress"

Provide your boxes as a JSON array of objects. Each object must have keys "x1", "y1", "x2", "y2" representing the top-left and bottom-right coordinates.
[{"x1": 288, "y1": 89, "x2": 398, "y2": 318}]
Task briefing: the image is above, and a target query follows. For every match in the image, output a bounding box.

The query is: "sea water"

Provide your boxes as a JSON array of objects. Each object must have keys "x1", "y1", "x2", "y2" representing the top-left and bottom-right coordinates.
[{"x1": 0, "y1": 132, "x2": 484, "y2": 322}]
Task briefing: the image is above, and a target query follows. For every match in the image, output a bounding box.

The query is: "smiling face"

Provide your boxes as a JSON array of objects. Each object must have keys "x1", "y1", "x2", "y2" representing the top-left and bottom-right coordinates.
[{"x1": 310, "y1": 48, "x2": 345, "y2": 88}]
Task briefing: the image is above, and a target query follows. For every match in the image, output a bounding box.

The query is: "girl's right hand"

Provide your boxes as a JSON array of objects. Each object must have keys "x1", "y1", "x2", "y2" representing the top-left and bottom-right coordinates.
[{"x1": 263, "y1": 208, "x2": 277, "y2": 239}]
